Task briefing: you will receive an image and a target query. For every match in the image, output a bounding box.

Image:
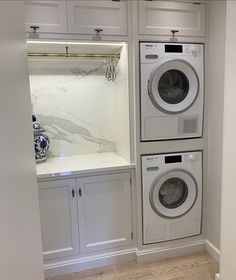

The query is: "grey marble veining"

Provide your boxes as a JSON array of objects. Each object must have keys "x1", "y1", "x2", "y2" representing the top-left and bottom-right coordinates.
[
  {"x1": 70, "y1": 63, "x2": 105, "y2": 76},
  {"x1": 29, "y1": 59, "x2": 106, "y2": 76},
  {"x1": 37, "y1": 114, "x2": 115, "y2": 158},
  {"x1": 29, "y1": 59, "x2": 116, "y2": 158}
]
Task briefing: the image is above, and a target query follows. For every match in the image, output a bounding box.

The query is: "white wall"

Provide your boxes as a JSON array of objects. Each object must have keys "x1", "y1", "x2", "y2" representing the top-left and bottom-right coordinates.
[
  {"x1": 205, "y1": 1, "x2": 226, "y2": 252},
  {"x1": 0, "y1": 2, "x2": 44, "y2": 280},
  {"x1": 220, "y1": 1, "x2": 236, "y2": 279}
]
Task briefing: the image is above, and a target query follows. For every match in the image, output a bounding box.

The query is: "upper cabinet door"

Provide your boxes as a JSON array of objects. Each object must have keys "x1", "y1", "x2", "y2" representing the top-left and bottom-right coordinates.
[
  {"x1": 67, "y1": 0, "x2": 128, "y2": 36},
  {"x1": 77, "y1": 173, "x2": 132, "y2": 253},
  {"x1": 38, "y1": 179, "x2": 79, "y2": 261},
  {"x1": 138, "y1": 1, "x2": 206, "y2": 37},
  {"x1": 24, "y1": 1, "x2": 67, "y2": 33}
]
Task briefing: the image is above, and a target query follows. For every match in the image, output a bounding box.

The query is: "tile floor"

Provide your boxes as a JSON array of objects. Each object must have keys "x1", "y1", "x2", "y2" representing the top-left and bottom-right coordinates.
[{"x1": 47, "y1": 252, "x2": 219, "y2": 280}]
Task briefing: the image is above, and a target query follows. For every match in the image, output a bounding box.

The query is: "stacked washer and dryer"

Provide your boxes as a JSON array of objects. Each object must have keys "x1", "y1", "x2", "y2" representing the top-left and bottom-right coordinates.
[{"x1": 140, "y1": 43, "x2": 204, "y2": 244}]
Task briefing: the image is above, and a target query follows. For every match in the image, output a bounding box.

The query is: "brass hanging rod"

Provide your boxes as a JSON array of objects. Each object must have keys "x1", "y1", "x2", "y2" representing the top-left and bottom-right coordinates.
[{"x1": 27, "y1": 52, "x2": 120, "y2": 59}]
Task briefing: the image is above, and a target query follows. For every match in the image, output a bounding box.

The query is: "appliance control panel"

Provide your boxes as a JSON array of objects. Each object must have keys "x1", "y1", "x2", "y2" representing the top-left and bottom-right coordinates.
[
  {"x1": 142, "y1": 152, "x2": 202, "y2": 174},
  {"x1": 140, "y1": 42, "x2": 203, "y2": 63}
]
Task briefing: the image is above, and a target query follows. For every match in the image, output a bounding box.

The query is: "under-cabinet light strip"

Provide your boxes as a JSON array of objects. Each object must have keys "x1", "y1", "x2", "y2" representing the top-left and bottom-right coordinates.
[
  {"x1": 27, "y1": 52, "x2": 120, "y2": 59},
  {"x1": 26, "y1": 40, "x2": 125, "y2": 46}
]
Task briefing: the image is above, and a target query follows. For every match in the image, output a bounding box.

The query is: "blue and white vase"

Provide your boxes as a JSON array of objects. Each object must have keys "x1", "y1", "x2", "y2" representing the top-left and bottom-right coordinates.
[{"x1": 32, "y1": 115, "x2": 50, "y2": 163}]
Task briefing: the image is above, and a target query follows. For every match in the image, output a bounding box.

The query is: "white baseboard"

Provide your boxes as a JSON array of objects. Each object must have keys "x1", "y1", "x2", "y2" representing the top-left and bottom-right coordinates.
[
  {"x1": 136, "y1": 240, "x2": 205, "y2": 263},
  {"x1": 205, "y1": 239, "x2": 220, "y2": 262},
  {"x1": 44, "y1": 248, "x2": 136, "y2": 278},
  {"x1": 44, "y1": 240, "x2": 206, "y2": 278}
]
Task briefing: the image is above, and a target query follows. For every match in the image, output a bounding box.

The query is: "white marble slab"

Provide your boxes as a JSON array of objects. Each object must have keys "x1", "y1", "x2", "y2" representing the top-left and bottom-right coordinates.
[
  {"x1": 36, "y1": 152, "x2": 135, "y2": 179},
  {"x1": 29, "y1": 59, "x2": 116, "y2": 158}
]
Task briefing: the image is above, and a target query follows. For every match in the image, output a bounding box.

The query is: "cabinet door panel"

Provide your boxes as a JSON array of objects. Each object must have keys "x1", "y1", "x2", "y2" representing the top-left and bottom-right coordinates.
[
  {"x1": 139, "y1": 1, "x2": 206, "y2": 37},
  {"x1": 38, "y1": 179, "x2": 79, "y2": 260},
  {"x1": 77, "y1": 173, "x2": 132, "y2": 253},
  {"x1": 24, "y1": 1, "x2": 67, "y2": 33},
  {"x1": 67, "y1": 1, "x2": 127, "y2": 35}
]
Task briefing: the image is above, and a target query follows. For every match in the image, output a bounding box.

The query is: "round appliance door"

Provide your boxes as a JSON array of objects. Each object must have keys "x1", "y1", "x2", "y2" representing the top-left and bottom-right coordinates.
[
  {"x1": 148, "y1": 59, "x2": 199, "y2": 114},
  {"x1": 150, "y1": 170, "x2": 198, "y2": 218}
]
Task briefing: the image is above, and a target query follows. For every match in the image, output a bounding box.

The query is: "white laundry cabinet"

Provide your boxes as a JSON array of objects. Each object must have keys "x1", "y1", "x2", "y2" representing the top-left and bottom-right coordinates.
[
  {"x1": 138, "y1": 1, "x2": 206, "y2": 37},
  {"x1": 24, "y1": 1, "x2": 67, "y2": 33},
  {"x1": 38, "y1": 172, "x2": 133, "y2": 260},
  {"x1": 24, "y1": 0, "x2": 127, "y2": 36},
  {"x1": 38, "y1": 178, "x2": 79, "y2": 261},
  {"x1": 67, "y1": 1, "x2": 127, "y2": 35}
]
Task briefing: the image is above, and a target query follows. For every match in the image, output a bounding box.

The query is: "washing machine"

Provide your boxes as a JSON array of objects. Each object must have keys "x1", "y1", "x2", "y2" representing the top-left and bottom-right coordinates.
[
  {"x1": 140, "y1": 42, "x2": 204, "y2": 141},
  {"x1": 142, "y1": 151, "x2": 202, "y2": 244}
]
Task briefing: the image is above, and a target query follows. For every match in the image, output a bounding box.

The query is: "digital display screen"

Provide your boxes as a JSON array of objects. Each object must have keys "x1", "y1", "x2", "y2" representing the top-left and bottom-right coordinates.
[
  {"x1": 165, "y1": 155, "x2": 182, "y2": 164},
  {"x1": 165, "y1": 45, "x2": 183, "y2": 53}
]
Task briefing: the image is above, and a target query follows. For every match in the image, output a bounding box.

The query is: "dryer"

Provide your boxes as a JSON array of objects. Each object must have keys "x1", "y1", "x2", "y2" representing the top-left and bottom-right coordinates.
[
  {"x1": 140, "y1": 43, "x2": 204, "y2": 141},
  {"x1": 142, "y1": 151, "x2": 202, "y2": 244}
]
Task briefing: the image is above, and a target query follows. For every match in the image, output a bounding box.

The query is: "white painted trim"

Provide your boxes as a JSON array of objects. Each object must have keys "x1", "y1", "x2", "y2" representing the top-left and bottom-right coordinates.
[
  {"x1": 136, "y1": 240, "x2": 205, "y2": 263},
  {"x1": 205, "y1": 239, "x2": 220, "y2": 262},
  {"x1": 44, "y1": 240, "x2": 206, "y2": 277},
  {"x1": 44, "y1": 248, "x2": 136, "y2": 278}
]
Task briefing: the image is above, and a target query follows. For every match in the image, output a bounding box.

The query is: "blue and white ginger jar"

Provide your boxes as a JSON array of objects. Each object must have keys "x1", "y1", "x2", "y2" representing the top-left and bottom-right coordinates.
[{"x1": 32, "y1": 115, "x2": 50, "y2": 163}]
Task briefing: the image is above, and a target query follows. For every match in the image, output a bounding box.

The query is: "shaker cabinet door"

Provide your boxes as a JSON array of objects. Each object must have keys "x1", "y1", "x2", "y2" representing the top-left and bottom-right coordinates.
[
  {"x1": 77, "y1": 173, "x2": 132, "y2": 253},
  {"x1": 38, "y1": 179, "x2": 79, "y2": 261},
  {"x1": 67, "y1": 1, "x2": 127, "y2": 35},
  {"x1": 138, "y1": 1, "x2": 206, "y2": 37},
  {"x1": 24, "y1": 1, "x2": 67, "y2": 34}
]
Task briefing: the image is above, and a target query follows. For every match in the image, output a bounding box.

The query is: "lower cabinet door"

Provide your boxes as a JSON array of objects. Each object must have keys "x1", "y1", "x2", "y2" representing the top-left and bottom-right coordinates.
[
  {"x1": 77, "y1": 173, "x2": 133, "y2": 253},
  {"x1": 38, "y1": 179, "x2": 79, "y2": 261}
]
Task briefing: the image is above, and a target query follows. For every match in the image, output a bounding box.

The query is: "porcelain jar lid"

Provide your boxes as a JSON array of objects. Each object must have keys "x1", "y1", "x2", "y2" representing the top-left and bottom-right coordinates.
[{"x1": 32, "y1": 115, "x2": 45, "y2": 134}]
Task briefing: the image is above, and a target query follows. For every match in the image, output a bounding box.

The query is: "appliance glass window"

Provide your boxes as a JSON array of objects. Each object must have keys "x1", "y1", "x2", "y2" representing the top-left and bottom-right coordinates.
[
  {"x1": 158, "y1": 70, "x2": 189, "y2": 104},
  {"x1": 159, "y1": 177, "x2": 188, "y2": 209}
]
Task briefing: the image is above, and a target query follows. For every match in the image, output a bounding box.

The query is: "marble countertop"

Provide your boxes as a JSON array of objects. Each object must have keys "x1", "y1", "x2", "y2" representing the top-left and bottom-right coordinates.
[{"x1": 36, "y1": 152, "x2": 135, "y2": 179}]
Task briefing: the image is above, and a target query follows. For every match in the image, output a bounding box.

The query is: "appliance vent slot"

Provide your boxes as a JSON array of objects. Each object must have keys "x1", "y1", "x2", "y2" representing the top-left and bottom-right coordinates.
[
  {"x1": 183, "y1": 119, "x2": 197, "y2": 133},
  {"x1": 178, "y1": 117, "x2": 198, "y2": 134}
]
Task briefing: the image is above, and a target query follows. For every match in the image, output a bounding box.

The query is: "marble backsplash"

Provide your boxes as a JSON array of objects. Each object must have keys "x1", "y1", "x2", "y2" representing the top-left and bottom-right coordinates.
[{"x1": 29, "y1": 59, "x2": 117, "y2": 158}]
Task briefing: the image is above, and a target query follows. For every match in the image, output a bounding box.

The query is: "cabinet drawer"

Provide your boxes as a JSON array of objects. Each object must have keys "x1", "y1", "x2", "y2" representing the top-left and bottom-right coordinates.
[
  {"x1": 138, "y1": 1, "x2": 206, "y2": 37},
  {"x1": 24, "y1": 1, "x2": 67, "y2": 33},
  {"x1": 67, "y1": 0, "x2": 127, "y2": 36}
]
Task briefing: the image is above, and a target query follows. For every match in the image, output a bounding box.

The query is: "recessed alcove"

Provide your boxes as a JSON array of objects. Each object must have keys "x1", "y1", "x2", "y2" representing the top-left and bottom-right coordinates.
[{"x1": 27, "y1": 41, "x2": 131, "y2": 175}]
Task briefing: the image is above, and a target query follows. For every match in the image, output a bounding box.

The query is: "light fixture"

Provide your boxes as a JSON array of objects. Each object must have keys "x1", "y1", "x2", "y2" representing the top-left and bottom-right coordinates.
[{"x1": 26, "y1": 40, "x2": 126, "y2": 47}]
